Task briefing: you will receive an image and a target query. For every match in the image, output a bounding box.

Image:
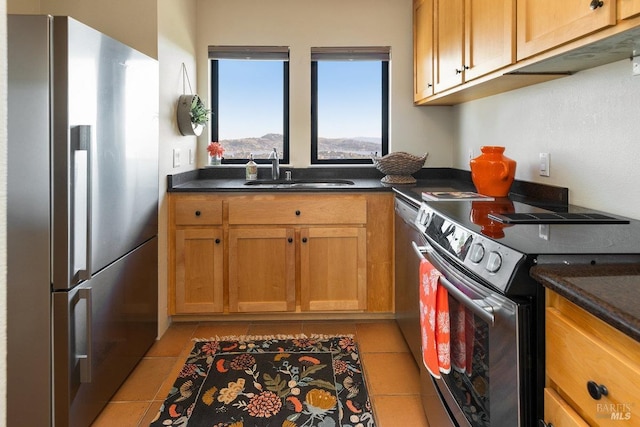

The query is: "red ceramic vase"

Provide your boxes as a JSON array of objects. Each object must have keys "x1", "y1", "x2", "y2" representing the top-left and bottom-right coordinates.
[{"x1": 470, "y1": 146, "x2": 516, "y2": 197}]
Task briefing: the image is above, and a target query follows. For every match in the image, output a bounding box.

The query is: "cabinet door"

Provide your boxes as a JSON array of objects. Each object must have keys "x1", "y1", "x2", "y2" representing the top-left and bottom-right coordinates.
[
  {"x1": 619, "y1": 0, "x2": 640, "y2": 19},
  {"x1": 434, "y1": 0, "x2": 464, "y2": 93},
  {"x1": 175, "y1": 228, "x2": 224, "y2": 313},
  {"x1": 300, "y1": 227, "x2": 367, "y2": 311},
  {"x1": 464, "y1": 0, "x2": 515, "y2": 81},
  {"x1": 543, "y1": 388, "x2": 589, "y2": 427},
  {"x1": 228, "y1": 227, "x2": 296, "y2": 312},
  {"x1": 517, "y1": 0, "x2": 616, "y2": 61},
  {"x1": 414, "y1": 0, "x2": 434, "y2": 101}
]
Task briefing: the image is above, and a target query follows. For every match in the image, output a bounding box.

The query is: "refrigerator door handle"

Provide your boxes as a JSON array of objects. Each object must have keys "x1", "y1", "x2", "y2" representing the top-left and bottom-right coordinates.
[
  {"x1": 72, "y1": 125, "x2": 92, "y2": 281},
  {"x1": 78, "y1": 287, "x2": 93, "y2": 383}
]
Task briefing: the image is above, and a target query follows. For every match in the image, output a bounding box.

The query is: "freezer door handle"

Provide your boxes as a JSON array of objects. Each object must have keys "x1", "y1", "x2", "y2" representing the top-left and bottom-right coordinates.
[
  {"x1": 78, "y1": 287, "x2": 93, "y2": 383},
  {"x1": 72, "y1": 125, "x2": 92, "y2": 281}
]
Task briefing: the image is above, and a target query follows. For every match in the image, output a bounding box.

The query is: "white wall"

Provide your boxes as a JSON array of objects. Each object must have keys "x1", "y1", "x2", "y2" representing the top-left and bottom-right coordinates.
[
  {"x1": 195, "y1": 0, "x2": 455, "y2": 168},
  {"x1": 454, "y1": 59, "x2": 640, "y2": 219},
  {"x1": 157, "y1": 0, "x2": 200, "y2": 334}
]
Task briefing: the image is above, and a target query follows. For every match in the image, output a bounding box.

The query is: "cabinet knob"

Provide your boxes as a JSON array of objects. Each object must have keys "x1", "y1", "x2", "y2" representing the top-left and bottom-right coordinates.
[
  {"x1": 538, "y1": 421, "x2": 554, "y2": 427},
  {"x1": 590, "y1": 0, "x2": 604, "y2": 9},
  {"x1": 455, "y1": 68, "x2": 463, "y2": 74},
  {"x1": 288, "y1": 237, "x2": 293, "y2": 243},
  {"x1": 295, "y1": 210, "x2": 301, "y2": 216},
  {"x1": 587, "y1": 381, "x2": 608, "y2": 400},
  {"x1": 302, "y1": 237, "x2": 308, "y2": 243},
  {"x1": 428, "y1": 83, "x2": 433, "y2": 88},
  {"x1": 195, "y1": 210, "x2": 201, "y2": 216}
]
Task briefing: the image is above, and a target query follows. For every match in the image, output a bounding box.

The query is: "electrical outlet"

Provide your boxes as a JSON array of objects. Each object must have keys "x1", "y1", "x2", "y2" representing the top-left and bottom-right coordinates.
[
  {"x1": 539, "y1": 152, "x2": 550, "y2": 177},
  {"x1": 173, "y1": 148, "x2": 181, "y2": 168},
  {"x1": 633, "y1": 50, "x2": 640, "y2": 76},
  {"x1": 539, "y1": 224, "x2": 550, "y2": 241}
]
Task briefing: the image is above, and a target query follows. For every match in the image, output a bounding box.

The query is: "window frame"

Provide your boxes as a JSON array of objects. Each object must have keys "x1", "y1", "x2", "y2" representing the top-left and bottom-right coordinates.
[
  {"x1": 311, "y1": 49, "x2": 390, "y2": 165},
  {"x1": 209, "y1": 47, "x2": 290, "y2": 165}
]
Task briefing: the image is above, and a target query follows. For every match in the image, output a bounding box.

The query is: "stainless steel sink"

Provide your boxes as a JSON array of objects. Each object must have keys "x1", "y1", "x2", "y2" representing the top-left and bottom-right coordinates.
[{"x1": 244, "y1": 179, "x2": 355, "y2": 188}]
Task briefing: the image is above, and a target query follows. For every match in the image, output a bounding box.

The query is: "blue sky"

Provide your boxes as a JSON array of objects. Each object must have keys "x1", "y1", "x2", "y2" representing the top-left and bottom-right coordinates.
[{"x1": 217, "y1": 60, "x2": 381, "y2": 140}]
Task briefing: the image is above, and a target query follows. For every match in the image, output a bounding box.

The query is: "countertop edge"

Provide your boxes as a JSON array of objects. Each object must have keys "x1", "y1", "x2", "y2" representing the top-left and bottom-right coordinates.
[{"x1": 531, "y1": 264, "x2": 640, "y2": 342}]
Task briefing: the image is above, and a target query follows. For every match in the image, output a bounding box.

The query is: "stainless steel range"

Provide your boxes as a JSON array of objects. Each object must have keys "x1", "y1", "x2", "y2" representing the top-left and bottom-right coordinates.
[{"x1": 394, "y1": 187, "x2": 640, "y2": 427}]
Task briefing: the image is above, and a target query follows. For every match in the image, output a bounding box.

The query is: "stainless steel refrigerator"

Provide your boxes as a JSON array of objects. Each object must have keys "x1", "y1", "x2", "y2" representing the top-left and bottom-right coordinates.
[{"x1": 7, "y1": 15, "x2": 159, "y2": 427}]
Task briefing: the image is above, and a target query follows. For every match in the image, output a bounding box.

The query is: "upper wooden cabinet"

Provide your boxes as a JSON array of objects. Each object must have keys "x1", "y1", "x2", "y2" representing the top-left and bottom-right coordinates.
[
  {"x1": 619, "y1": 0, "x2": 640, "y2": 19},
  {"x1": 433, "y1": 0, "x2": 465, "y2": 93},
  {"x1": 415, "y1": 0, "x2": 640, "y2": 104},
  {"x1": 516, "y1": 0, "x2": 616, "y2": 61},
  {"x1": 414, "y1": 0, "x2": 434, "y2": 101},
  {"x1": 417, "y1": 0, "x2": 515, "y2": 100},
  {"x1": 464, "y1": 0, "x2": 516, "y2": 81}
]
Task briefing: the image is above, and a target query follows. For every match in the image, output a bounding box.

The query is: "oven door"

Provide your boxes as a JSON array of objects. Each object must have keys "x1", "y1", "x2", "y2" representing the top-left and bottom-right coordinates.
[{"x1": 413, "y1": 240, "x2": 531, "y2": 427}]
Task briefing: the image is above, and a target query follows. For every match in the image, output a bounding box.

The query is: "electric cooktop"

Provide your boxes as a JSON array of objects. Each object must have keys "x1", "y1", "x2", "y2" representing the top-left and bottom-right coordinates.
[{"x1": 421, "y1": 198, "x2": 640, "y2": 256}]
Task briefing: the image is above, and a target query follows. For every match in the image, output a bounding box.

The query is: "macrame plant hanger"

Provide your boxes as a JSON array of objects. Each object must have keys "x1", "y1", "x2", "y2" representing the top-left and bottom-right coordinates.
[{"x1": 181, "y1": 63, "x2": 194, "y2": 96}]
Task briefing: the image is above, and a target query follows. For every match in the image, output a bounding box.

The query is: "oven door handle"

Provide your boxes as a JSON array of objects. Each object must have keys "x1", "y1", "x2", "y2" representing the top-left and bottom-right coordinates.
[{"x1": 412, "y1": 241, "x2": 496, "y2": 326}]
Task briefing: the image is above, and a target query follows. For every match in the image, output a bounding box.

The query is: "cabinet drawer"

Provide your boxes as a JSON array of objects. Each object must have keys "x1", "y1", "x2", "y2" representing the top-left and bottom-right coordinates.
[
  {"x1": 543, "y1": 388, "x2": 589, "y2": 427},
  {"x1": 174, "y1": 197, "x2": 223, "y2": 225},
  {"x1": 546, "y1": 307, "x2": 640, "y2": 426},
  {"x1": 228, "y1": 195, "x2": 367, "y2": 225}
]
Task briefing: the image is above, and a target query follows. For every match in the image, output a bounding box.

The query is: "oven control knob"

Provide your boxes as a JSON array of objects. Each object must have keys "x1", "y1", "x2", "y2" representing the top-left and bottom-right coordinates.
[
  {"x1": 468, "y1": 243, "x2": 485, "y2": 263},
  {"x1": 486, "y1": 251, "x2": 502, "y2": 273}
]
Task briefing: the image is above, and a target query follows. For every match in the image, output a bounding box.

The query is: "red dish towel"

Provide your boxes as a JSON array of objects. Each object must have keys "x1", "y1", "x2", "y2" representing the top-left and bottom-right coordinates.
[
  {"x1": 451, "y1": 305, "x2": 474, "y2": 376},
  {"x1": 419, "y1": 258, "x2": 451, "y2": 378}
]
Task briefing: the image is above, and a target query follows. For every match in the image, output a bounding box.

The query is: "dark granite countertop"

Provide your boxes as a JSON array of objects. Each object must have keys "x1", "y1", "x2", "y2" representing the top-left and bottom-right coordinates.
[
  {"x1": 167, "y1": 167, "x2": 568, "y2": 208},
  {"x1": 531, "y1": 263, "x2": 640, "y2": 342},
  {"x1": 167, "y1": 167, "x2": 474, "y2": 194}
]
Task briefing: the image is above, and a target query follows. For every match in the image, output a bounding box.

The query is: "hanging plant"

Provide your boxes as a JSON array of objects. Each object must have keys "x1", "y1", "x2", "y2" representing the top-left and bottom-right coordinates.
[
  {"x1": 176, "y1": 64, "x2": 211, "y2": 136},
  {"x1": 189, "y1": 95, "x2": 211, "y2": 125}
]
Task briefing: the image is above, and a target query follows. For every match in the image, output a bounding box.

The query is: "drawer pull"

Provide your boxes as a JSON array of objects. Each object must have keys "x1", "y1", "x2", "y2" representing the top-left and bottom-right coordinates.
[
  {"x1": 587, "y1": 381, "x2": 608, "y2": 400},
  {"x1": 302, "y1": 237, "x2": 308, "y2": 243},
  {"x1": 590, "y1": 0, "x2": 604, "y2": 10},
  {"x1": 295, "y1": 210, "x2": 301, "y2": 216},
  {"x1": 195, "y1": 210, "x2": 201, "y2": 216},
  {"x1": 288, "y1": 237, "x2": 293, "y2": 243},
  {"x1": 215, "y1": 238, "x2": 221, "y2": 244},
  {"x1": 538, "y1": 421, "x2": 553, "y2": 427}
]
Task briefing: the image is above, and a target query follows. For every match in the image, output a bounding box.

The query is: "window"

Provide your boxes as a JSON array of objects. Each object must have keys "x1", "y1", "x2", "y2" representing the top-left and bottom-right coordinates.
[
  {"x1": 311, "y1": 47, "x2": 390, "y2": 164},
  {"x1": 209, "y1": 46, "x2": 289, "y2": 164}
]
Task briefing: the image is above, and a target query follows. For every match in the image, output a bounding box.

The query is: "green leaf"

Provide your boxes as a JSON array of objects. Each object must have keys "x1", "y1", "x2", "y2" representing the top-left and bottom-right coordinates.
[
  {"x1": 307, "y1": 379, "x2": 336, "y2": 391},
  {"x1": 300, "y1": 364, "x2": 327, "y2": 379}
]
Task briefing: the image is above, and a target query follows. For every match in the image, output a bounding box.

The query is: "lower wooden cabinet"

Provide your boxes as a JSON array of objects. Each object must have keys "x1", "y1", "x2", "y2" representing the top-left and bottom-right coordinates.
[
  {"x1": 174, "y1": 228, "x2": 224, "y2": 313},
  {"x1": 228, "y1": 227, "x2": 296, "y2": 312},
  {"x1": 300, "y1": 227, "x2": 367, "y2": 311},
  {"x1": 543, "y1": 291, "x2": 640, "y2": 426},
  {"x1": 169, "y1": 192, "x2": 393, "y2": 316}
]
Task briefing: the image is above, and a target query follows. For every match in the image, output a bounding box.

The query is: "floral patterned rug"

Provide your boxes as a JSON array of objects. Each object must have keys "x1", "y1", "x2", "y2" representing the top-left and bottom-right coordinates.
[{"x1": 150, "y1": 334, "x2": 376, "y2": 427}]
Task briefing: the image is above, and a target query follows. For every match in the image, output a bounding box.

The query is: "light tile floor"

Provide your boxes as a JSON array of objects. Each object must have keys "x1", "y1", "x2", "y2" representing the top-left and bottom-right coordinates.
[{"x1": 91, "y1": 320, "x2": 430, "y2": 427}]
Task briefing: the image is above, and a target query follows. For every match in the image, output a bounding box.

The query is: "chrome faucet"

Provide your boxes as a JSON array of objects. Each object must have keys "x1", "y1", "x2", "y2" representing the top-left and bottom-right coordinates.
[{"x1": 268, "y1": 148, "x2": 280, "y2": 180}]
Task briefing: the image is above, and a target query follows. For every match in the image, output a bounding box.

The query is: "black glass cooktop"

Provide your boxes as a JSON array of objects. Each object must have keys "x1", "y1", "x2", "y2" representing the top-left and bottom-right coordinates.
[
  {"x1": 421, "y1": 198, "x2": 640, "y2": 256},
  {"x1": 488, "y1": 211, "x2": 629, "y2": 225}
]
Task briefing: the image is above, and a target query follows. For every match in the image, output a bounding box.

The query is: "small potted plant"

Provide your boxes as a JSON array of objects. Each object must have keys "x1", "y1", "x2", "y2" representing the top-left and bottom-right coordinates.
[
  {"x1": 207, "y1": 142, "x2": 224, "y2": 166},
  {"x1": 177, "y1": 94, "x2": 211, "y2": 136}
]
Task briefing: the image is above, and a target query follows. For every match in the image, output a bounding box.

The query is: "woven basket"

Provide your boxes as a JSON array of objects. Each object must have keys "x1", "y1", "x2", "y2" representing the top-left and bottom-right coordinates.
[{"x1": 371, "y1": 152, "x2": 428, "y2": 184}]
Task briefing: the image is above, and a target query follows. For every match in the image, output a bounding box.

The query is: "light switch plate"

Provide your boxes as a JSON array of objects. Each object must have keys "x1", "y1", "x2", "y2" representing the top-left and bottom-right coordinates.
[
  {"x1": 539, "y1": 152, "x2": 550, "y2": 177},
  {"x1": 173, "y1": 148, "x2": 181, "y2": 168}
]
